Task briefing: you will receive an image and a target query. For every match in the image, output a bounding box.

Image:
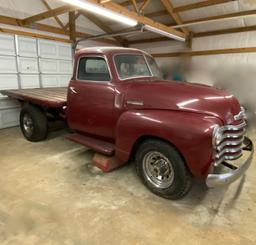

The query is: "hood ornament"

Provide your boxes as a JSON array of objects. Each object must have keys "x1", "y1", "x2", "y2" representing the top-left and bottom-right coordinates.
[{"x1": 234, "y1": 107, "x2": 246, "y2": 121}]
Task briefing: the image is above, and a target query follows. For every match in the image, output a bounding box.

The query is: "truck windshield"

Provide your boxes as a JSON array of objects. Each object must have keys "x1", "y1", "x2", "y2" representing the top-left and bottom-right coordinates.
[
  {"x1": 114, "y1": 54, "x2": 151, "y2": 80},
  {"x1": 145, "y1": 55, "x2": 162, "y2": 78}
]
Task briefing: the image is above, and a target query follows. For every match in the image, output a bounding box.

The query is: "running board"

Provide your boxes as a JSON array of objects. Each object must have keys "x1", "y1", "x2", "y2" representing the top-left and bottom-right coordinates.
[{"x1": 65, "y1": 133, "x2": 115, "y2": 156}]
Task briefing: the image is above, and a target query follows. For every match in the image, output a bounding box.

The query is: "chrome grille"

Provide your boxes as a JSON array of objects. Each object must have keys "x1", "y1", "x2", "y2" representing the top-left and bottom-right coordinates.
[{"x1": 213, "y1": 120, "x2": 246, "y2": 167}]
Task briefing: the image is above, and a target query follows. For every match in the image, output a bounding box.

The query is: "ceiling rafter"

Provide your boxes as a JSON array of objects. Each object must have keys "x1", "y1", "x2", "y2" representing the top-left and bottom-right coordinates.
[
  {"x1": 130, "y1": 0, "x2": 139, "y2": 13},
  {"x1": 146, "y1": 10, "x2": 168, "y2": 18},
  {"x1": 173, "y1": 0, "x2": 235, "y2": 13},
  {"x1": 95, "y1": 0, "x2": 186, "y2": 40},
  {"x1": 160, "y1": 0, "x2": 189, "y2": 35},
  {"x1": 139, "y1": 0, "x2": 150, "y2": 13},
  {"x1": 0, "y1": 15, "x2": 119, "y2": 45},
  {"x1": 22, "y1": 5, "x2": 76, "y2": 25},
  {"x1": 41, "y1": 0, "x2": 65, "y2": 29},
  {"x1": 79, "y1": 10, "x2": 126, "y2": 45},
  {"x1": 121, "y1": 0, "x2": 144, "y2": 7}
]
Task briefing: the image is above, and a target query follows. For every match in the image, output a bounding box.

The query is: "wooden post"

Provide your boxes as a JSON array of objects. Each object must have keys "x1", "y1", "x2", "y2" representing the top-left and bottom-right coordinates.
[{"x1": 69, "y1": 11, "x2": 76, "y2": 44}]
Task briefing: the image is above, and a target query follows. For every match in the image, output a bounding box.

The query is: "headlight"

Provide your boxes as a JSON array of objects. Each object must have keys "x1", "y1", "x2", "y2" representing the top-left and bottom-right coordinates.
[{"x1": 212, "y1": 125, "x2": 222, "y2": 147}]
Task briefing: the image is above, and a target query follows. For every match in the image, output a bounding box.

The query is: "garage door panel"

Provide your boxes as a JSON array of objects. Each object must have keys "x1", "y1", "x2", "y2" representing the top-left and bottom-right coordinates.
[
  {"x1": 59, "y1": 60, "x2": 73, "y2": 74},
  {"x1": 40, "y1": 59, "x2": 58, "y2": 73},
  {"x1": 40, "y1": 59, "x2": 72, "y2": 74},
  {"x1": 0, "y1": 56, "x2": 17, "y2": 73},
  {"x1": 0, "y1": 33, "x2": 15, "y2": 56},
  {"x1": 0, "y1": 108, "x2": 20, "y2": 129},
  {"x1": 0, "y1": 74, "x2": 19, "y2": 91},
  {"x1": 58, "y1": 44, "x2": 72, "y2": 60},
  {"x1": 41, "y1": 74, "x2": 59, "y2": 87},
  {"x1": 18, "y1": 37, "x2": 37, "y2": 57},
  {"x1": 0, "y1": 98, "x2": 20, "y2": 110},
  {"x1": 0, "y1": 33, "x2": 72, "y2": 129},
  {"x1": 59, "y1": 75, "x2": 71, "y2": 86},
  {"x1": 19, "y1": 57, "x2": 39, "y2": 73},
  {"x1": 39, "y1": 39, "x2": 58, "y2": 59},
  {"x1": 39, "y1": 39, "x2": 72, "y2": 60},
  {"x1": 20, "y1": 75, "x2": 40, "y2": 89}
]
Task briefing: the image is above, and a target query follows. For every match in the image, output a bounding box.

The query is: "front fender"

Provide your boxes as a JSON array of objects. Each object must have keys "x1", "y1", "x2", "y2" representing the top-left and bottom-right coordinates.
[{"x1": 115, "y1": 110, "x2": 222, "y2": 179}]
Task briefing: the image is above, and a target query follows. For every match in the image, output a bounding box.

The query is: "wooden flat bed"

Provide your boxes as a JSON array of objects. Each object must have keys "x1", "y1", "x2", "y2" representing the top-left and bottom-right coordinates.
[{"x1": 0, "y1": 87, "x2": 67, "y2": 108}]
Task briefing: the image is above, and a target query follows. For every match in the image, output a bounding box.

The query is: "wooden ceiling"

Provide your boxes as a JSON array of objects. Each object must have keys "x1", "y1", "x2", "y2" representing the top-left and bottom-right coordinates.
[{"x1": 0, "y1": 0, "x2": 255, "y2": 46}]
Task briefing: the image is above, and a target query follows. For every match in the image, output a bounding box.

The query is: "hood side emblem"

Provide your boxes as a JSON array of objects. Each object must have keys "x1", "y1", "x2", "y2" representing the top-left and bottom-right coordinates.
[{"x1": 126, "y1": 100, "x2": 144, "y2": 106}]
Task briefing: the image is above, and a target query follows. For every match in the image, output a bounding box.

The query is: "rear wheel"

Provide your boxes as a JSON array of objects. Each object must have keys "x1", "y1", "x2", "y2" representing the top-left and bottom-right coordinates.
[
  {"x1": 136, "y1": 139, "x2": 193, "y2": 200},
  {"x1": 20, "y1": 104, "x2": 48, "y2": 142}
]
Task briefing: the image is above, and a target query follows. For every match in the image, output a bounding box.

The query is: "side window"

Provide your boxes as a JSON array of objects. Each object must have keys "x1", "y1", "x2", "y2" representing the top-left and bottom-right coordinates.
[{"x1": 77, "y1": 57, "x2": 111, "y2": 82}]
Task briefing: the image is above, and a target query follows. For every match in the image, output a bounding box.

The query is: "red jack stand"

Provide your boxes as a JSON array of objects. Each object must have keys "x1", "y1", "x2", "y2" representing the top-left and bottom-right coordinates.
[{"x1": 92, "y1": 153, "x2": 120, "y2": 172}]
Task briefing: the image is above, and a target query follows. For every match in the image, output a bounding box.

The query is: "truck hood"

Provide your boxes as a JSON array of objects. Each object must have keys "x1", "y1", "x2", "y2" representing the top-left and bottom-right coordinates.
[{"x1": 125, "y1": 79, "x2": 241, "y2": 124}]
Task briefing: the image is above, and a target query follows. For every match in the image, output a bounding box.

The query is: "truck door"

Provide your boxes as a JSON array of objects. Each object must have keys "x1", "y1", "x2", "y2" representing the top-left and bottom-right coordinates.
[{"x1": 67, "y1": 56, "x2": 115, "y2": 139}]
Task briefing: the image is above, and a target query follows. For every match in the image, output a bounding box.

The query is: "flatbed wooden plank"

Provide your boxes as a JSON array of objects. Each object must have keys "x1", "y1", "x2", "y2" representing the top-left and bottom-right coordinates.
[{"x1": 0, "y1": 87, "x2": 68, "y2": 108}]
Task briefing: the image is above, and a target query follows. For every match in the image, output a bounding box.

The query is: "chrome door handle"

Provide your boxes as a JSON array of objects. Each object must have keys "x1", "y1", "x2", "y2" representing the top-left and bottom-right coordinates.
[{"x1": 70, "y1": 86, "x2": 77, "y2": 94}]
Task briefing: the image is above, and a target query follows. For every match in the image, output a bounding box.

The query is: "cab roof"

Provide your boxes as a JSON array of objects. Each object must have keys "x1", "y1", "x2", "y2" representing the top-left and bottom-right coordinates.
[{"x1": 76, "y1": 47, "x2": 149, "y2": 56}]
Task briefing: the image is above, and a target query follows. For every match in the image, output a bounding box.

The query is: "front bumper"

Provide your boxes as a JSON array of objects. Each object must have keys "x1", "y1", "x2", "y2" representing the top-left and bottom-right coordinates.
[{"x1": 206, "y1": 137, "x2": 254, "y2": 188}]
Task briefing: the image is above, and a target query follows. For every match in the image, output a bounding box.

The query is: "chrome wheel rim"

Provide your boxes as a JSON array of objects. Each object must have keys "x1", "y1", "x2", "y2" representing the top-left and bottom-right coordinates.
[
  {"x1": 23, "y1": 114, "x2": 34, "y2": 136},
  {"x1": 142, "y1": 151, "x2": 174, "y2": 189}
]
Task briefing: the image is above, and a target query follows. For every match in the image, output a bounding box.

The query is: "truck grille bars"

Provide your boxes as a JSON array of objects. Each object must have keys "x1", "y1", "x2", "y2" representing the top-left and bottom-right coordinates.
[{"x1": 213, "y1": 118, "x2": 247, "y2": 167}]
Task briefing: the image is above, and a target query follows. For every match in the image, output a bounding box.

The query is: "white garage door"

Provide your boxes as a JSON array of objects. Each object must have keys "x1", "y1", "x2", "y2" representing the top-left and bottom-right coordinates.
[{"x1": 0, "y1": 33, "x2": 72, "y2": 129}]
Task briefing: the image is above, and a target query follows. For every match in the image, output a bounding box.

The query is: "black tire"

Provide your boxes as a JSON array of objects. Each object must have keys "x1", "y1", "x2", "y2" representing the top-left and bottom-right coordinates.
[
  {"x1": 136, "y1": 139, "x2": 193, "y2": 200},
  {"x1": 20, "y1": 104, "x2": 48, "y2": 142}
]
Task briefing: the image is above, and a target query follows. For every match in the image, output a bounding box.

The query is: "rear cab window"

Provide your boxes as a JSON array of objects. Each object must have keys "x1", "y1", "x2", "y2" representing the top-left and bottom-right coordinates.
[{"x1": 77, "y1": 57, "x2": 111, "y2": 82}]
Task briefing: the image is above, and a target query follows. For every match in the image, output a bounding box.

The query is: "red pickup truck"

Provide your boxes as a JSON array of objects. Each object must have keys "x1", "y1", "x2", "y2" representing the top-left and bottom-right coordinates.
[{"x1": 1, "y1": 47, "x2": 254, "y2": 199}]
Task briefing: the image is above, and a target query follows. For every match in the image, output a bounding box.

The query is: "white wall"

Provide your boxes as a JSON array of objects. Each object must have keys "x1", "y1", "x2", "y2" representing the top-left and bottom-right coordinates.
[
  {"x1": 190, "y1": 31, "x2": 256, "y2": 122},
  {"x1": 131, "y1": 31, "x2": 256, "y2": 123}
]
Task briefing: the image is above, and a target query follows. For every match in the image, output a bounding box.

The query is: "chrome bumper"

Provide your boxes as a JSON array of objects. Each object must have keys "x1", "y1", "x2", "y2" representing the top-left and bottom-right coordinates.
[{"x1": 206, "y1": 137, "x2": 254, "y2": 188}]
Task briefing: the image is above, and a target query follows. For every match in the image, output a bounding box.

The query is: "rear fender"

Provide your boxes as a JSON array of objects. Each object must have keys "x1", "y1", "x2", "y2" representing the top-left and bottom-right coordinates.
[{"x1": 115, "y1": 110, "x2": 222, "y2": 178}]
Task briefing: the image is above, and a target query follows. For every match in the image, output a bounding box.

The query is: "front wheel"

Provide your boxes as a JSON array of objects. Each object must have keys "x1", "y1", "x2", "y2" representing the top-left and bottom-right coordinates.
[
  {"x1": 136, "y1": 139, "x2": 193, "y2": 200},
  {"x1": 20, "y1": 104, "x2": 48, "y2": 142}
]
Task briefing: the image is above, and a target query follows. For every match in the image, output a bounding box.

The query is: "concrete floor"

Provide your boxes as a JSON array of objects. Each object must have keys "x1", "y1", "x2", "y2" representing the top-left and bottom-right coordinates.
[{"x1": 0, "y1": 127, "x2": 256, "y2": 245}]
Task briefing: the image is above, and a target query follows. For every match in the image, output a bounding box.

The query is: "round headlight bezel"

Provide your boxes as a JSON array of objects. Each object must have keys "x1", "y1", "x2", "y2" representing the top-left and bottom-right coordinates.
[{"x1": 212, "y1": 125, "x2": 222, "y2": 148}]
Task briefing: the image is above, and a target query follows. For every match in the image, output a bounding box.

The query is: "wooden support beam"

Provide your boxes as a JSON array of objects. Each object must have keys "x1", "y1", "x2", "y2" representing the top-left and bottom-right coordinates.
[
  {"x1": 0, "y1": 15, "x2": 118, "y2": 45},
  {"x1": 160, "y1": 0, "x2": 189, "y2": 35},
  {"x1": 41, "y1": 0, "x2": 65, "y2": 29},
  {"x1": 95, "y1": 0, "x2": 186, "y2": 40},
  {"x1": 130, "y1": 0, "x2": 139, "y2": 13},
  {"x1": 194, "y1": 25, "x2": 256, "y2": 37},
  {"x1": 183, "y1": 9, "x2": 256, "y2": 26},
  {"x1": 139, "y1": 0, "x2": 150, "y2": 13},
  {"x1": 64, "y1": 13, "x2": 80, "y2": 31},
  {"x1": 121, "y1": 0, "x2": 144, "y2": 7},
  {"x1": 79, "y1": 10, "x2": 126, "y2": 45},
  {"x1": 152, "y1": 47, "x2": 256, "y2": 58},
  {"x1": 173, "y1": 0, "x2": 234, "y2": 13},
  {"x1": 0, "y1": 27, "x2": 71, "y2": 43},
  {"x1": 69, "y1": 11, "x2": 76, "y2": 43},
  {"x1": 146, "y1": 10, "x2": 168, "y2": 18},
  {"x1": 23, "y1": 5, "x2": 76, "y2": 25}
]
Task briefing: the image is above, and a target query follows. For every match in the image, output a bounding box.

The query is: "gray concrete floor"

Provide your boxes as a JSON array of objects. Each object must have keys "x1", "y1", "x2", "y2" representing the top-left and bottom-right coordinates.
[{"x1": 0, "y1": 127, "x2": 256, "y2": 245}]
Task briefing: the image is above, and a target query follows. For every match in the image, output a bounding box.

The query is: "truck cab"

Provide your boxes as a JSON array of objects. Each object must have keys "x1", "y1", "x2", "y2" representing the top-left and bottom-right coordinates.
[{"x1": 2, "y1": 47, "x2": 254, "y2": 200}]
